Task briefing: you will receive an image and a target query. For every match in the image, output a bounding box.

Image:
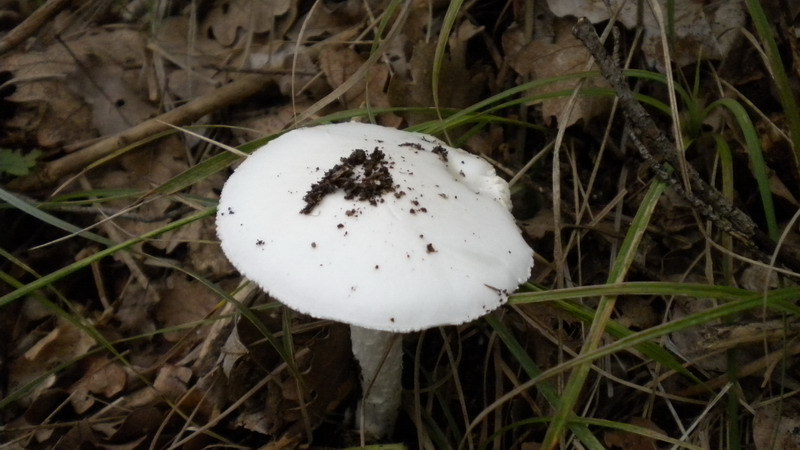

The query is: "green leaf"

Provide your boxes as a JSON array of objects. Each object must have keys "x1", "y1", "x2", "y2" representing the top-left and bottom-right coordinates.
[{"x1": 0, "y1": 148, "x2": 41, "y2": 176}]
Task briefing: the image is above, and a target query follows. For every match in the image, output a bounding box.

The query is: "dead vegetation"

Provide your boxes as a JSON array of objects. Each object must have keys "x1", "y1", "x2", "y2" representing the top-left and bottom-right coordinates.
[{"x1": 2, "y1": 0, "x2": 800, "y2": 449}]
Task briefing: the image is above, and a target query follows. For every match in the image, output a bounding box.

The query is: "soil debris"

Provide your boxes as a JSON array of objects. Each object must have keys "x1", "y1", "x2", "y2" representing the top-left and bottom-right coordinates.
[{"x1": 301, "y1": 148, "x2": 395, "y2": 214}]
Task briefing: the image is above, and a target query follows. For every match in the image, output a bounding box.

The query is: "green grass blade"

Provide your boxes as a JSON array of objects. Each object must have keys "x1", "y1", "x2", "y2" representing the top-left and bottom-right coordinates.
[
  {"x1": 0, "y1": 256, "x2": 132, "y2": 409},
  {"x1": 706, "y1": 98, "x2": 777, "y2": 239},
  {"x1": 542, "y1": 177, "x2": 668, "y2": 448},
  {"x1": 169, "y1": 265, "x2": 304, "y2": 383},
  {"x1": 0, "y1": 187, "x2": 114, "y2": 246},
  {"x1": 486, "y1": 315, "x2": 606, "y2": 449},
  {"x1": 152, "y1": 137, "x2": 271, "y2": 196},
  {"x1": 484, "y1": 416, "x2": 704, "y2": 450},
  {"x1": 478, "y1": 287, "x2": 800, "y2": 436},
  {"x1": 745, "y1": 0, "x2": 800, "y2": 177},
  {"x1": 550, "y1": 299, "x2": 700, "y2": 383},
  {"x1": 0, "y1": 208, "x2": 214, "y2": 308},
  {"x1": 534, "y1": 287, "x2": 800, "y2": 383},
  {"x1": 713, "y1": 134, "x2": 736, "y2": 282},
  {"x1": 417, "y1": 70, "x2": 676, "y2": 136},
  {"x1": 510, "y1": 281, "x2": 754, "y2": 304},
  {"x1": 431, "y1": 0, "x2": 464, "y2": 136}
]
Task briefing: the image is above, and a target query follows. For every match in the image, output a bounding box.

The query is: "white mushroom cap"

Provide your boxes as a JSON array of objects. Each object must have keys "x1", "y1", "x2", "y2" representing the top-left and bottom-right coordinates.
[{"x1": 216, "y1": 123, "x2": 533, "y2": 332}]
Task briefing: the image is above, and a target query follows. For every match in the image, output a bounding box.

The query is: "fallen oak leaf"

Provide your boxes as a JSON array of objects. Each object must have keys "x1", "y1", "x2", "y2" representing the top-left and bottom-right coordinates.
[{"x1": 68, "y1": 357, "x2": 127, "y2": 414}]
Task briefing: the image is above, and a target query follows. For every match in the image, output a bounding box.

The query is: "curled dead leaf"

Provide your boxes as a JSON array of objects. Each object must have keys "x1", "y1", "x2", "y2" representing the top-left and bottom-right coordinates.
[
  {"x1": 502, "y1": 21, "x2": 610, "y2": 127},
  {"x1": 546, "y1": 0, "x2": 745, "y2": 70},
  {"x1": 203, "y1": 0, "x2": 292, "y2": 47},
  {"x1": 69, "y1": 357, "x2": 127, "y2": 414},
  {"x1": 603, "y1": 417, "x2": 665, "y2": 450},
  {"x1": 754, "y1": 400, "x2": 800, "y2": 450},
  {"x1": 10, "y1": 320, "x2": 96, "y2": 404}
]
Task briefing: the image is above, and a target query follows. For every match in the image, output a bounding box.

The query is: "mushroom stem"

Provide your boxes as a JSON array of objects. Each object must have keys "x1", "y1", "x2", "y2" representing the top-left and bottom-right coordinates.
[{"x1": 350, "y1": 325, "x2": 403, "y2": 440}]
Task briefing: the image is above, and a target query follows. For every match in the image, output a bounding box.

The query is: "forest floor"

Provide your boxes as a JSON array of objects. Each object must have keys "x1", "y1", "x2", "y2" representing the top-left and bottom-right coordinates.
[{"x1": 2, "y1": 0, "x2": 800, "y2": 449}]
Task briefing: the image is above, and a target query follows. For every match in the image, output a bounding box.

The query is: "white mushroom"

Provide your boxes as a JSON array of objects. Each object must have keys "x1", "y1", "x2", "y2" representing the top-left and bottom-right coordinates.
[{"x1": 216, "y1": 122, "x2": 533, "y2": 440}]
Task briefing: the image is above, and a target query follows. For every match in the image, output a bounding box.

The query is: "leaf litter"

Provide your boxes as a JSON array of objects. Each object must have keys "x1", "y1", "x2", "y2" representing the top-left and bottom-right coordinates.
[{"x1": 0, "y1": 0, "x2": 800, "y2": 448}]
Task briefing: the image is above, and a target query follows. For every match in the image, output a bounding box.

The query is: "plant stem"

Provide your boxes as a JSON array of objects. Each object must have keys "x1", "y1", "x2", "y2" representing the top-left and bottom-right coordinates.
[{"x1": 350, "y1": 325, "x2": 403, "y2": 442}]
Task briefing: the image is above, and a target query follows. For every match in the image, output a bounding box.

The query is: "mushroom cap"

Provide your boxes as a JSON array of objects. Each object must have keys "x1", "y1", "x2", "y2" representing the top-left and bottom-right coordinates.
[{"x1": 216, "y1": 123, "x2": 533, "y2": 332}]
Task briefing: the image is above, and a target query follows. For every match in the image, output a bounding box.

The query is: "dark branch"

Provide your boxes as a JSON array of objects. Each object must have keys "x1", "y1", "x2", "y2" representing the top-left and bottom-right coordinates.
[{"x1": 572, "y1": 18, "x2": 800, "y2": 274}]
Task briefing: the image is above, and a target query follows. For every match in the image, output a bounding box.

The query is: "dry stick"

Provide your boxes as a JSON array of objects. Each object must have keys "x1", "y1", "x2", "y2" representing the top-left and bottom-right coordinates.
[
  {"x1": 678, "y1": 338, "x2": 800, "y2": 397},
  {"x1": 0, "y1": 0, "x2": 72, "y2": 55},
  {"x1": 574, "y1": 19, "x2": 755, "y2": 237},
  {"x1": 572, "y1": 18, "x2": 800, "y2": 274},
  {"x1": 9, "y1": 74, "x2": 276, "y2": 192}
]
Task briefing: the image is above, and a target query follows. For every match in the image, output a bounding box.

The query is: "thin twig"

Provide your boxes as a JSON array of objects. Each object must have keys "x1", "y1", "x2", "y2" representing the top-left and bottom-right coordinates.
[
  {"x1": 573, "y1": 19, "x2": 755, "y2": 238},
  {"x1": 0, "y1": 0, "x2": 72, "y2": 55},
  {"x1": 8, "y1": 190, "x2": 192, "y2": 223},
  {"x1": 9, "y1": 74, "x2": 276, "y2": 193},
  {"x1": 572, "y1": 18, "x2": 800, "y2": 274}
]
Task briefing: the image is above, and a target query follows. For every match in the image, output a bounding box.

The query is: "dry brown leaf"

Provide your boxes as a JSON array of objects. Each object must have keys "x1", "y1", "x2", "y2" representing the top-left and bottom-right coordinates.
[
  {"x1": 668, "y1": 287, "x2": 783, "y2": 373},
  {"x1": 230, "y1": 323, "x2": 354, "y2": 438},
  {"x1": 68, "y1": 357, "x2": 127, "y2": 414},
  {"x1": 319, "y1": 45, "x2": 394, "y2": 117},
  {"x1": 380, "y1": 2, "x2": 431, "y2": 81},
  {"x1": 53, "y1": 419, "x2": 101, "y2": 448},
  {"x1": 520, "y1": 444, "x2": 542, "y2": 450},
  {"x1": 195, "y1": 286, "x2": 261, "y2": 384},
  {"x1": 93, "y1": 137, "x2": 189, "y2": 254},
  {"x1": 754, "y1": 401, "x2": 800, "y2": 450},
  {"x1": 668, "y1": 294, "x2": 729, "y2": 372},
  {"x1": 769, "y1": 172, "x2": 800, "y2": 206},
  {"x1": 71, "y1": 62, "x2": 156, "y2": 136},
  {"x1": 1, "y1": 27, "x2": 147, "y2": 147},
  {"x1": 388, "y1": 21, "x2": 486, "y2": 126},
  {"x1": 233, "y1": 410, "x2": 272, "y2": 436},
  {"x1": 167, "y1": 69, "x2": 224, "y2": 100},
  {"x1": 281, "y1": 325, "x2": 354, "y2": 436},
  {"x1": 154, "y1": 170, "x2": 230, "y2": 276},
  {"x1": 23, "y1": 388, "x2": 69, "y2": 426},
  {"x1": 248, "y1": 41, "x2": 324, "y2": 97},
  {"x1": 291, "y1": 326, "x2": 351, "y2": 400},
  {"x1": 9, "y1": 319, "x2": 96, "y2": 403},
  {"x1": 237, "y1": 101, "x2": 311, "y2": 142},
  {"x1": 603, "y1": 417, "x2": 665, "y2": 450},
  {"x1": 113, "y1": 280, "x2": 158, "y2": 335},
  {"x1": 740, "y1": 265, "x2": 780, "y2": 292},
  {"x1": 1, "y1": 78, "x2": 92, "y2": 148},
  {"x1": 503, "y1": 20, "x2": 610, "y2": 127},
  {"x1": 154, "y1": 16, "x2": 236, "y2": 100},
  {"x1": 153, "y1": 364, "x2": 192, "y2": 400},
  {"x1": 284, "y1": 0, "x2": 364, "y2": 41},
  {"x1": 547, "y1": 0, "x2": 745, "y2": 70},
  {"x1": 155, "y1": 273, "x2": 220, "y2": 343},
  {"x1": 521, "y1": 208, "x2": 556, "y2": 240},
  {"x1": 120, "y1": 365, "x2": 193, "y2": 410},
  {"x1": 203, "y1": 0, "x2": 291, "y2": 47},
  {"x1": 616, "y1": 297, "x2": 660, "y2": 330},
  {"x1": 178, "y1": 215, "x2": 234, "y2": 278},
  {"x1": 463, "y1": 124, "x2": 505, "y2": 159},
  {"x1": 319, "y1": 45, "x2": 365, "y2": 106},
  {"x1": 106, "y1": 406, "x2": 163, "y2": 444},
  {"x1": 155, "y1": 16, "x2": 229, "y2": 60},
  {"x1": 220, "y1": 320, "x2": 250, "y2": 377}
]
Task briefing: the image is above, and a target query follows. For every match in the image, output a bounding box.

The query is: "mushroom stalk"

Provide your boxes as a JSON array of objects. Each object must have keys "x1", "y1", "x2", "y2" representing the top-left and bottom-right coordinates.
[{"x1": 350, "y1": 325, "x2": 403, "y2": 440}]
